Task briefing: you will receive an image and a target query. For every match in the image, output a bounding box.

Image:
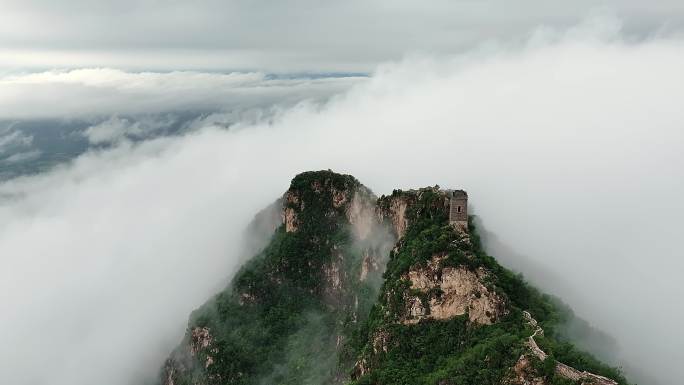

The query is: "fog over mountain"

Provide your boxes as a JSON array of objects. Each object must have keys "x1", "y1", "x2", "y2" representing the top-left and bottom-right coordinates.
[
  {"x1": 1, "y1": 11, "x2": 683, "y2": 385},
  {"x1": 0, "y1": 70, "x2": 361, "y2": 179}
]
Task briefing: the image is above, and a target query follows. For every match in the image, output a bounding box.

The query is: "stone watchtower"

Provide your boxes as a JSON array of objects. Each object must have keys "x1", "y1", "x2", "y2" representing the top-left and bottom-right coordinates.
[{"x1": 448, "y1": 190, "x2": 468, "y2": 232}]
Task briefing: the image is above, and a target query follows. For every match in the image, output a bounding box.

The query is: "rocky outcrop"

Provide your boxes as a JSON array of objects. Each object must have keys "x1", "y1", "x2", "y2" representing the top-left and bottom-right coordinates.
[
  {"x1": 161, "y1": 327, "x2": 220, "y2": 385},
  {"x1": 161, "y1": 363, "x2": 178, "y2": 385},
  {"x1": 377, "y1": 195, "x2": 411, "y2": 239},
  {"x1": 506, "y1": 354, "x2": 546, "y2": 385},
  {"x1": 360, "y1": 248, "x2": 380, "y2": 281},
  {"x1": 351, "y1": 328, "x2": 391, "y2": 380},
  {"x1": 401, "y1": 254, "x2": 507, "y2": 325},
  {"x1": 189, "y1": 327, "x2": 217, "y2": 369},
  {"x1": 282, "y1": 190, "x2": 300, "y2": 232},
  {"x1": 376, "y1": 187, "x2": 459, "y2": 240},
  {"x1": 163, "y1": 172, "x2": 628, "y2": 385},
  {"x1": 322, "y1": 247, "x2": 346, "y2": 304},
  {"x1": 352, "y1": 252, "x2": 508, "y2": 380},
  {"x1": 282, "y1": 172, "x2": 378, "y2": 238},
  {"x1": 346, "y1": 190, "x2": 377, "y2": 240}
]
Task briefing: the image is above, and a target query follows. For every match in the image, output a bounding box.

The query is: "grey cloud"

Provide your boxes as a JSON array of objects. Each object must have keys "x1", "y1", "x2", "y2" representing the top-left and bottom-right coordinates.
[
  {"x1": 1, "y1": 23, "x2": 683, "y2": 385},
  {"x1": 1, "y1": 150, "x2": 42, "y2": 163},
  {"x1": 2, "y1": 1, "x2": 684, "y2": 71},
  {"x1": 0, "y1": 127, "x2": 33, "y2": 154}
]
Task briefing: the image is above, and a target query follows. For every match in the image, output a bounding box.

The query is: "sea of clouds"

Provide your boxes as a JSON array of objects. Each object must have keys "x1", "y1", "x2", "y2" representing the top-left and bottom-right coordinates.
[{"x1": 1, "y1": 19, "x2": 682, "y2": 385}]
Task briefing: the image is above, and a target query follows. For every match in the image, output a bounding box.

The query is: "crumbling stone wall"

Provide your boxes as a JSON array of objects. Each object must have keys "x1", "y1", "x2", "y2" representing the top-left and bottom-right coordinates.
[{"x1": 522, "y1": 311, "x2": 619, "y2": 385}]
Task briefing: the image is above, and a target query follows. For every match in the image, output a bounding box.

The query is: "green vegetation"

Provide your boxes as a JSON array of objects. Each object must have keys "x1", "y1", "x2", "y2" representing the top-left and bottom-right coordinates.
[
  {"x1": 162, "y1": 172, "x2": 629, "y2": 385},
  {"x1": 163, "y1": 171, "x2": 381, "y2": 385},
  {"x1": 349, "y1": 188, "x2": 629, "y2": 385}
]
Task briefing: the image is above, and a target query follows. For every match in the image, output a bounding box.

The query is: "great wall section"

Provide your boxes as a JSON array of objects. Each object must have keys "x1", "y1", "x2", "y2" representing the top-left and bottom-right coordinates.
[{"x1": 522, "y1": 311, "x2": 618, "y2": 385}]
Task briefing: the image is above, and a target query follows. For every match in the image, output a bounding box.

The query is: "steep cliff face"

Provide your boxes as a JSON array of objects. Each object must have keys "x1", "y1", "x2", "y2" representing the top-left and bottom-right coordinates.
[
  {"x1": 159, "y1": 172, "x2": 629, "y2": 385},
  {"x1": 402, "y1": 255, "x2": 507, "y2": 325},
  {"x1": 161, "y1": 171, "x2": 393, "y2": 385}
]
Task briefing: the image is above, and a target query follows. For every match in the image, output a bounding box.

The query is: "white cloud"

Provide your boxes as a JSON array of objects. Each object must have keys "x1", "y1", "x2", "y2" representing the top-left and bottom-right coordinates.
[
  {"x1": 83, "y1": 116, "x2": 173, "y2": 144},
  {"x1": 1, "y1": 150, "x2": 41, "y2": 163},
  {"x1": 83, "y1": 117, "x2": 140, "y2": 144},
  {"x1": 0, "y1": 68, "x2": 363, "y2": 119},
  {"x1": 1, "y1": 24, "x2": 683, "y2": 385}
]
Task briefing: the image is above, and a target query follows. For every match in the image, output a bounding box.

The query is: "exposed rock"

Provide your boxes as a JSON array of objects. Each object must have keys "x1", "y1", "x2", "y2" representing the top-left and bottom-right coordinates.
[
  {"x1": 331, "y1": 187, "x2": 349, "y2": 208},
  {"x1": 376, "y1": 187, "x2": 458, "y2": 240},
  {"x1": 283, "y1": 191, "x2": 300, "y2": 233},
  {"x1": 161, "y1": 362, "x2": 177, "y2": 385},
  {"x1": 505, "y1": 355, "x2": 546, "y2": 385},
  {"x1": 378, "y1": 196, "x2": 410, "y2": 239},
  {"x1": 352, "y1": 357, "x2": 370, "y2": 379},
  {"x1": 238, "y1": 292, "x2": 256, "y2": 305},
  {"x1": 351, "y1": 328, "x2": 392, "y2": 380},
  {"x1": 190, "y1": 327, "x2": 213, "y2": 355},
  {"x1": 161, "y1": 328, "x2": 213, "y2": 385},
  {"x1": 350, "y1": 328, "x2": 394, "y2": 380},
  {"x1": 371, "y1": 329, "x2": 391, "y2": 355},
  {"x1": 162, "y1": 172, "x2": 626, "y2": 385},
  {"x1": 165, "y1": 174, "x2": 540, "y2": 385},
  {"x1": 346, "y1": 190, "x2": 376, "y2": 240},
  {"x1": 190, "y1": 327, "x2": 218, "y2": 369},
  {"x1": 401, "y1": 254, "x2": 507, "y2": 325},
  {"x1": 360, "y1": 248, "x2": 380, "y2": 281},
  {"x1": 406, "y1": 296, "x2": 426, "y2": 320},
  {"x1": 283, "y1": 174, "x2": 377, "y2": 237},
  {"x1": 312, "y1": 180, "x2": 324, "y2": 193},
  {"x1": 322, "y1": 251, "x2": 345, "y2": 302}
]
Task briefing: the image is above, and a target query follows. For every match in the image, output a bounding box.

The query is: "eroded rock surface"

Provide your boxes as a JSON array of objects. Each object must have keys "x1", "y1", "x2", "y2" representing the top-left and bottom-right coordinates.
[
  {"x1": 283, "y1": 190, "x2": 300, "y2": 232},
  {"x1": 380, "y1": 196, "x2": 410, "y2": 239},
  {"x1": 346, "y1": 190, "x2": 376, "y2": 240},
  {"x1": 401, "y1": 254, "x2": 507, "y2": 325},
  {"x1": 162, "y1": 327, "x2": 220, "y2": 385},
  {"x1": 505, "y1": 355, "x2": 546, "y2": 385}
]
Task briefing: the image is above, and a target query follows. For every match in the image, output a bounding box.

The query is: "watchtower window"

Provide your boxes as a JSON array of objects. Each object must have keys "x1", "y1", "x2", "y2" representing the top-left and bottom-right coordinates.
[{"x1": 457, "y1": 206, "x2": 462, "y2": 213}]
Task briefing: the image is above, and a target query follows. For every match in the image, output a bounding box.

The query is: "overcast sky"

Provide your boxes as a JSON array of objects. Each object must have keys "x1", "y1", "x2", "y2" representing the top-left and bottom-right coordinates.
[
  {"x1": 2, "y1": 0, "x2": 684, "y2": 72},
  {"x1": 1, "y1": 3, "x2": 683, "y2": 385}
]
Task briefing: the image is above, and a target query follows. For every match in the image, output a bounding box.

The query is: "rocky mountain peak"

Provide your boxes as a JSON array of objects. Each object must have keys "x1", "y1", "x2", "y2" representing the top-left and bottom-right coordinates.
[{"x1": 159, "y1": 170, "x2": 629, "y2": 385}]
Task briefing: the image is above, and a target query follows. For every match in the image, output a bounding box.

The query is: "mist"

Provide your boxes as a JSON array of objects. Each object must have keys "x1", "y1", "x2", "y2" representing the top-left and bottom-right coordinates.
[{"x1": 1, "y1": 21, "x2": 683, "y2": 385}]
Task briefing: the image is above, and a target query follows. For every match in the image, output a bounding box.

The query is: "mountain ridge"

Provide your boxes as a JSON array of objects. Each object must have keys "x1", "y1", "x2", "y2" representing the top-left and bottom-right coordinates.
[{"x1": 160, "y1": 170, "x2": 629, "y2": 385}]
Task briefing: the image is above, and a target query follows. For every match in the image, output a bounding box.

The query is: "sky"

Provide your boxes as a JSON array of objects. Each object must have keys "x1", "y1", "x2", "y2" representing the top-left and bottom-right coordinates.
[
  {"x1": 1, "y1": 2, "x2": 683, "y2": 385},
  {"x1": 2, "y1": 0, "x2": 684, "y2": 72}
]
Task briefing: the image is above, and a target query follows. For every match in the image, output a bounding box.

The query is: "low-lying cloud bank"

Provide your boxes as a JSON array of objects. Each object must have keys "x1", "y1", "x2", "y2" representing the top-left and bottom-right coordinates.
[
  {"x1": 0, "y1": 70, "x2": 362, "y2": 179},
  {"x1": 0, "y1": 69, "x2": 363, "y2": 119},
  {"x1": 1, "y1": 23, "x2": 683, "y2": 385}
]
